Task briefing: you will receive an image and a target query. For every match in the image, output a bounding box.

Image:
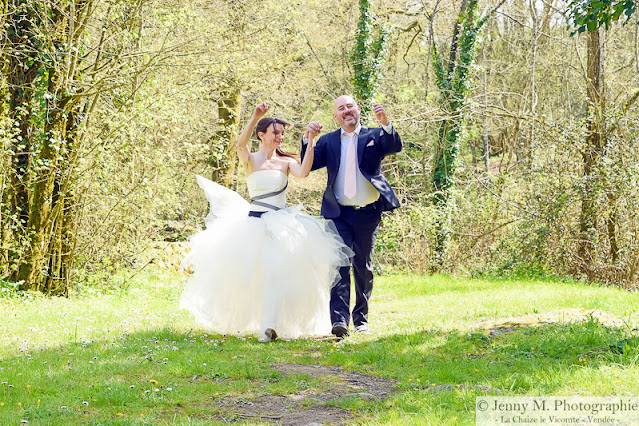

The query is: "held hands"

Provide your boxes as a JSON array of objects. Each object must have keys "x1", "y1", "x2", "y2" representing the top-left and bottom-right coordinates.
[
  {"x1": 253, "y1": 101, "x2": 271, "y2": 119},
  {"x1": 372, "y1": 103, "x2": 389, "y2": 126},
  {"x1": 305, "y1": 121, "x2": 323, "y2": 142}
]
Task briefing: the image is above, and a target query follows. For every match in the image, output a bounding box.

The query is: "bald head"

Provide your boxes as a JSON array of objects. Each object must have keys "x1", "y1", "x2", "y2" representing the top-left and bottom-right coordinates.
[{"x1": 333, "y1": 95, "x2": 361, "y2": 132}]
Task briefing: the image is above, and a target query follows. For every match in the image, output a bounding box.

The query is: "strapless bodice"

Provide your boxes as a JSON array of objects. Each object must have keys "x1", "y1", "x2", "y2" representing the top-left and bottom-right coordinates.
[{"x1": 246, "y1": 170, "x2": 288, "y2": 212}]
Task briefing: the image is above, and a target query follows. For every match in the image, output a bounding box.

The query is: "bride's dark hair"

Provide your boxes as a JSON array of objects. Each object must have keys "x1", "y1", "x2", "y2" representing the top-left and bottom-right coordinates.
[{"x1": 256, "y1": 117, "x2": 299, "y2": 162}]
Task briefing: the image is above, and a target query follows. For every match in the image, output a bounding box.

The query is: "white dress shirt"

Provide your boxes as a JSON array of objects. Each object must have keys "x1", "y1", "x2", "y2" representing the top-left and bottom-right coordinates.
[{"x1": 334, "y1": 123, "x2": 393, "y2": 207}]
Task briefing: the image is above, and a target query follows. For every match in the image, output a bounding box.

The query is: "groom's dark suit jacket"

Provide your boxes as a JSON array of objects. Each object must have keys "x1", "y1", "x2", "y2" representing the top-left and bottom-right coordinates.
[{"x1": 302, "y1": 125, "x2": 402, "y2": 219}]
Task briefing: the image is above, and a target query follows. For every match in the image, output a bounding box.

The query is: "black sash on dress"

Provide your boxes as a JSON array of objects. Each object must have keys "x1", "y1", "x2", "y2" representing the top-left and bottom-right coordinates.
[{"x1": 249, "y1": 181, "x2": 288, "y2": 212}]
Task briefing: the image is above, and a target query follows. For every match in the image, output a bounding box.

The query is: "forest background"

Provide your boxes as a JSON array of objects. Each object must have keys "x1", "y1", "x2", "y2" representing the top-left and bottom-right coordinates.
[{"x1": 2, "y1": 0, "x2": 638, "y2": 295}]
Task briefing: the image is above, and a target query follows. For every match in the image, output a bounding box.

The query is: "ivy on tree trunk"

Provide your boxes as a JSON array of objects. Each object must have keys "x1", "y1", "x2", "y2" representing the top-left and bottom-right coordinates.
[
  {"x1": 351, "y1": 0, "x2": 390, "y2": 121},
  {"x1": 3, "y1": 0, "x2": 93, "y2": 294},
  {"x1": 430, "y1": 0, "x2": 502, "y2": 269}
]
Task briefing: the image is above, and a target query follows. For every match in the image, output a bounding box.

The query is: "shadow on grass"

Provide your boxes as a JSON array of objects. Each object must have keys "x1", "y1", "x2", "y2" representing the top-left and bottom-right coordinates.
[{"x1": 1, "y1": 319, "x2": 638, "y2": 425}]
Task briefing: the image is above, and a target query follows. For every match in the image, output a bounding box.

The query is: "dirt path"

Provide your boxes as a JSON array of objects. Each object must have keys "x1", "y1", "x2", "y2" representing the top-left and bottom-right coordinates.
[
  {"x1": 466, "y1": 308, "x2": 626, "y2": 335},
  {"x1": 210, "y1": 363, "x2": 397, "y2": 425}
]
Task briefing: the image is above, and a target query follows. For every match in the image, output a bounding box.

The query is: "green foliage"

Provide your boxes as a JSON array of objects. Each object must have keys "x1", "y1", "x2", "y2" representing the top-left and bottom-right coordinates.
[
  {"x1": 377, "y1": 203, "x2": 437, "y2": 270},
  {"x1": 0, "y1": 278, "x2": 22, "y2": 297},
  {"x1": 568, "y1": 0, "x2": 637, "y2": 34}
]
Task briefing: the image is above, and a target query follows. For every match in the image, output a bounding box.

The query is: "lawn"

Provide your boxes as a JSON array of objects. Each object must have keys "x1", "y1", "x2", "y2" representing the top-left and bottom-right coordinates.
[{"x1": 1, "y1": 271, "x2": 638, "y2": 425}]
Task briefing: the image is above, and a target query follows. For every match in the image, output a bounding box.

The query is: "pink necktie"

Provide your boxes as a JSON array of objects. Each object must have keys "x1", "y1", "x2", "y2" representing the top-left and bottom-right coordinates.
[{"x1": 344, "y1": 132, "x2": 357, "y2": 199}]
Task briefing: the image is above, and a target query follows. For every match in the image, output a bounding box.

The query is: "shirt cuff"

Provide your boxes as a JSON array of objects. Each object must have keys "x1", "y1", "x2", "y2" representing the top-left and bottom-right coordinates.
[
  {"x1": 302, "y1": 136, "x2": 309, "y2": 144},
  {"x1": 382, "y1": 122, "x2": 393, "y2": 133}
]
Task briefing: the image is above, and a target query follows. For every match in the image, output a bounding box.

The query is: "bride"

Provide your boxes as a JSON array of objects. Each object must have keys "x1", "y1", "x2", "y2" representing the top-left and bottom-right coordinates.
[{"x1": 180, "y1": 102, "x2": 352, "y2": 342}]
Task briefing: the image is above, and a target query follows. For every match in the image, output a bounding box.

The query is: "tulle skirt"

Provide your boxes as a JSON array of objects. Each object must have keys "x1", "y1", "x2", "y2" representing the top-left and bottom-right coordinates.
[{"x1": 180, "y1": 205, "x2": 352, "y2": 339}]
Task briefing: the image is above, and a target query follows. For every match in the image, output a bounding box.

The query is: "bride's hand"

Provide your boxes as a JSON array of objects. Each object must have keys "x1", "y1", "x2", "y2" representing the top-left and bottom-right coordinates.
[
  {"x1": 306, "y1": 121, "x2": 323, "y2": 140},
  {"x1": 254, "y1": 102, "x2": 271, "y2": 119}
]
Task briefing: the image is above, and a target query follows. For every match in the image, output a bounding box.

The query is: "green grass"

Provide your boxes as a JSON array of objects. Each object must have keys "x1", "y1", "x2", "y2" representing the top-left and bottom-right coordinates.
[{"x1": 1, "y1": 271, "x2": 638, "y2": 424}]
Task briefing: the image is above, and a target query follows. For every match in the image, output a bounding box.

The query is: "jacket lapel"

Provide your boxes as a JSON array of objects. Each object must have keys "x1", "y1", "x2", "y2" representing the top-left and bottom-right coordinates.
[{"x1": 329, "y1": 129, "x2": 342, "y2": 177}]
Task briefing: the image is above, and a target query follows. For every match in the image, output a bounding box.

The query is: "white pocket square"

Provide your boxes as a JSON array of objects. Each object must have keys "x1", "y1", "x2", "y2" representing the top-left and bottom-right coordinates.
[{"x1": 366, "y1": 140, "x2": 375, "y2": 147}]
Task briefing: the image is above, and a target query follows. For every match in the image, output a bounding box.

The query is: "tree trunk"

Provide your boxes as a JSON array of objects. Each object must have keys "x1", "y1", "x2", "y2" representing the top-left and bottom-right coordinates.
[
  {"x1": 430, "y1": 0, "x2": 485, "y2": 269},
  {"x1": 481, "y1": 46, "x2": 489, "y2": 174},
  {"x1": 351, "y1": 0, "x2": 390, "y2": 122},
  {"x1": 210, "y1": 81, "x2": 242, "y2": 188},
  {"x1": 0, "y1": 0, "x2": 10, "y2": 275},
  {"x1": 18, "y1": 99, "x2": 82, "y2": 293},
  {"x1": 16, "y1": 109, "x2": 67, "y2": 289},
  {"x1": 9, "y1": 0, "x2": 90, "y2": 293},
  {"x1": 578, "y1": 28, "x2": 604, "y2": 274},
  {"x1": 5, "y1": 1, "x2": 42, "y2": 277},
  {"x1": 45, "y1": 135, "x2": 78, "y2": 296},
  {"x1": 606, "y1": 193, "x2": 619, "y2": 263}
]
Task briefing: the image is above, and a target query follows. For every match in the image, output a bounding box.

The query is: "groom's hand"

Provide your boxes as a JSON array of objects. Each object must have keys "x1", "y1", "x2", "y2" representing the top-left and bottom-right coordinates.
[
  {"x1": 372, "y1": 103, "x2": 389, "y2": 126},
  {"x1": 306, "y1": 121, "x2": 323, "y2": 139}
]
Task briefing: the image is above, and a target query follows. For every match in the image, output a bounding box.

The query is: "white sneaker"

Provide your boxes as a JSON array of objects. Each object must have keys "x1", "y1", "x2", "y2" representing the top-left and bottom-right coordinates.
[{"x1": 259, "y1": 328, "x2": 277, "y2": 342}]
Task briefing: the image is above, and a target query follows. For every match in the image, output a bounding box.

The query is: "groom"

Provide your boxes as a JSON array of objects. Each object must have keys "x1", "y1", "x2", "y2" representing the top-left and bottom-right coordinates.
[{"x1": 302, "y1": 95, "x2": 402, "y2": 337}]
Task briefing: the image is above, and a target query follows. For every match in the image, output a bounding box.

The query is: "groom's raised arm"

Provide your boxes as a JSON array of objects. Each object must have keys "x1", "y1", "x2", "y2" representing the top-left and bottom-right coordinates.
[{"x1": 373, "y1": 103, "x2": 402, "y2": 157}]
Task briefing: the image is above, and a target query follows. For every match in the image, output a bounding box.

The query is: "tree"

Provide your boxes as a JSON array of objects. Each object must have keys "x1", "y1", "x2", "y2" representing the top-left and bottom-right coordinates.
[
  {"x1": 430, "y1": 0, "x2": 505, "y2": 268},
  {"x1": 577, "y1": 28, "x2": 605, "y2": 276},
  {"x1": 0, "y1": 0, "x2": 162, "y2": 293},
  {"x1": 351, "y1": 0, "x2": 390, "y2": 121}
]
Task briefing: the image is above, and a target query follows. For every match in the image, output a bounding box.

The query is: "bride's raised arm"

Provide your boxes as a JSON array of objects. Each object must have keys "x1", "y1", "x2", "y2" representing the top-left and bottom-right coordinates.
[
  {"x1": 289, "y1": 121, "x2": 322, "y2": 178},
  {"x1": 237, "y1": 102, "x2": 270, "y2": 172}
]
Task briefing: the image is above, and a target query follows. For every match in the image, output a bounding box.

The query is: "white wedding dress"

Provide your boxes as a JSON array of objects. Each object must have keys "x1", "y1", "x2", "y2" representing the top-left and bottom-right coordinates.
[{"x1": 180, "y1": 170, "x2": 352, "y2": 340}]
